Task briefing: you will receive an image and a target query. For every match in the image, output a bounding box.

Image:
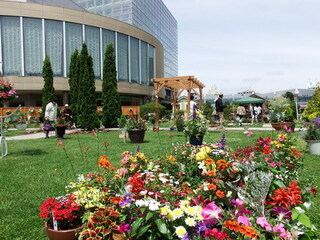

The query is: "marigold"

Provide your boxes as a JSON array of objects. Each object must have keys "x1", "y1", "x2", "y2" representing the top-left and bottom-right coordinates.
[
  {"x1": 224, "y1": 220, "x2": 258, "y2": 239},
  {"x1": 216, "y1": 159, "x2": 229, "y2": 170},
  {"x1": 98, "y1": 155, "x2": 112, "y2": 169},
  {"x1": 205, "y1": 158, "x2": 214, "y2": 165},
  {"x1": 208, "y1": 170, "x2": 216, "y2": 176},
  {"x1": 208, "y1": 183, "x2": 217, "y2": 191},
  {"x1": 216, "y1": 190, "x2": 225, "y2": 198},
  {"x1": 110, "y1": 196, "x2": 124, "y2": 204}
]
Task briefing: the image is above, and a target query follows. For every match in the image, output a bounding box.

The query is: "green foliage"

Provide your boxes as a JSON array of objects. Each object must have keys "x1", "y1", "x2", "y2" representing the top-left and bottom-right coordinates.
[
  {"x1": 117, "y1": 114, "x2": 127, "y2": 128},
  {"x1": 269, "y1": 95, "x2": 295, "y2": 122},
  {"x1": 140, "y1": 101, "x2": 165, "y2": 119},
  {"x1": 101, "y1": 43, "x2": 121, "y2": 127},
  {"x1": 302, "y1": 86, "x2": 320, "y2": 121},
  {"x1": 41, "y1": 56, "x2": 55, "y2": 113},
  {"x1": 124, "y1": 117, "x2": 147, "y2": 131},
  {"x1": 68, "y1": 49, "x2": 80, "y2": 124},
  {"x1": 203, "y1": 101, "x2": 213, "y2": 119},
  {"x1": 77, "y1": 43, "x2": 100, "y2": 130}
]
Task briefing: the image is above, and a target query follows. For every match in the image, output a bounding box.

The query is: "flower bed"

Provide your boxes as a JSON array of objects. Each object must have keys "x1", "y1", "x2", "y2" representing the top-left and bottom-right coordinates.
[{"x1": 40, "y1": 133, "x2": 318, "y2": 239}]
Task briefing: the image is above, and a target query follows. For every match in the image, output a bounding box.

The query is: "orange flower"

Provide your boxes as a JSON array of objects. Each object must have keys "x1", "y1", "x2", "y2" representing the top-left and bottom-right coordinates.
[
  {"x1": 216, "y1": 159, "x2": 229, "y2": 170},
  {"x1": 205, "y1": 158, "x2": 214, "y2": 165},
  {"x1": 110, "y1": 196, "x2": 124, "y2": 204},
  {"x1": 207, "y1": 170, "x2": 216, "y2": 176},
  {"x1": 216, "y1": 190, "x2": 225, "y2": 198},
  {"x1": 98, "y1": 155, "x2": 112, "y2": 169},
  {"x1": 95, "y1": 176, "x2": 104, "y2": 182},
  {"x1": 208, "y1": 183, "x2": 217, "y2": 191},
  {"x1": 224, "y1": 220, "x2": 258, "y2": 239}
]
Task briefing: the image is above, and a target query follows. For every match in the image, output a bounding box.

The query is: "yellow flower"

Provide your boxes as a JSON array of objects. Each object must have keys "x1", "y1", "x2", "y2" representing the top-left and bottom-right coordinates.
[
  {"x1": 172, "y1": 208, "x2": 184, "y2": 219},
  {"x1": 175, "y1": 226, "x2": 187, "y2": 238},
  {"x1": 196, "y1": 151, "x2": 209, "y2": 161},
  {"x1": 160, "y1": 207, "x2": 171, "y2": 215},
  {"x1": 185, "y1": 217, "x2": 197, "y2": 227},
  {"x1": 200, "y1": 146, "x2": 212, "y2": 154}
]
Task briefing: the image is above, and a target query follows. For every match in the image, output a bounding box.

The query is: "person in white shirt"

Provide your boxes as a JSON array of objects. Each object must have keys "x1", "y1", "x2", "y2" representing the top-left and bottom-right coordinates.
[
  {"x1": 189, "y1": 95, "x2": 198, "y2": 119},
  {"x1": 44, "y1": 96, "x2": 58, "y2": 139}
]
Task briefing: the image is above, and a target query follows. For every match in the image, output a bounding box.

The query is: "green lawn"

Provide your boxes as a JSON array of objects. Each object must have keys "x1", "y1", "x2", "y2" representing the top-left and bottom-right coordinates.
[{"x1": 0, "y1": 130, "x2": 318, "y2": 239}]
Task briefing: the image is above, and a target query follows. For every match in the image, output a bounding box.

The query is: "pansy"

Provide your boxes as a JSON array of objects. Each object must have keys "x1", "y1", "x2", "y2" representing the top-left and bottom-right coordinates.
[{"x1": 201, "y1": 201, "x2": 222, "y2": 226}]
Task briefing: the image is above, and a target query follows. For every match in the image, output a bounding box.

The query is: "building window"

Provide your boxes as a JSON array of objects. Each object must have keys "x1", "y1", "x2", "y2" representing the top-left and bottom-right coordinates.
[
  {"x1": 85, "y1": 26, "x2": 100, "y2": 78},
  {"x1": 1, "y1": 17, "x2": 21, "y2": 75},
  {"x1": 117, "y1": 33, "x2": 128, "y2": 82},
  {"x1": 23, "y1": 18, "x2": 43, "y2": 76},
  {"x1": 130, "y1": 37, "x2": 139, "y2": 83},
  {"x1": 140, "y1": 41, "x2": 148, "y2": 85},
  {"x1": 102, "y1": 29, "x2": 115, "y2": 69},
  {"x1": 45, "y1": 20, "x2": 63, "y2": 76},
  {"x1": 65, "y1": 22, "x2": 82, "y2": 76},
  {"x1": 148, "y1": 45, "x2": 155, "y2": 85}
]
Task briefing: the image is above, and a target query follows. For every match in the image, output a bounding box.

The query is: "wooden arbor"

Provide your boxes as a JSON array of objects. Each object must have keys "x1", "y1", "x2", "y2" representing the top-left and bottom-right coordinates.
[{"x1": 151, "y1": 76, "x2": 205, "y2": 126}]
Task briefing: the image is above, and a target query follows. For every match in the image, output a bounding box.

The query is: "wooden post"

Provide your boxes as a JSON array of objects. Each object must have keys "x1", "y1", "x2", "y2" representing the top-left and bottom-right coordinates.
[
  {"x1": 199, "y1": 87, "x2": 203, "y2": 110},
  {"x1": 187, "y1": 90, "x2": 191, "y2": 119}
]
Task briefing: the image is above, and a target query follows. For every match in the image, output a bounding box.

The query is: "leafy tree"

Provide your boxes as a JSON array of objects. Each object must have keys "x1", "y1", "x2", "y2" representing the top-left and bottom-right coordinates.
[
  {"x1": 203, "y1": 101, "x2": 213, "y2": 119},
  {"x1": 41, "y1": 56, "x2": 55, "y2": 113},
  {"x1": 140, "y1": 101, "x2": 166, "y2": 119},
  {"x1": 302, "y1": 86, "x2": 320, "y2": 121},
  {"x1": 68, "y1": 49, "x2": 80, "y2": 123},
  {"x1": 101, "y1": 43, "x2": 121, "y2": 127},
  {"x1": 77, "y1": 43, "x2": 100, "y2": 130}
]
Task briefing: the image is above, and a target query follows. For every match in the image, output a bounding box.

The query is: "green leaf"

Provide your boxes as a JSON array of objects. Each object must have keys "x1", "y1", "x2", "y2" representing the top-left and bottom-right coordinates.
[
  {"x1": 137, "y1": 224, "x2": 151, "y2": 238},
  {"x1": 298, "y1": 214, "x2": 312, "y2": 228},
  {"x1": 291, "y1": 208, "x2": 299, "y2": 220},
  {"x1": 273, "y1": 180, "x2": 286, "y2": 188},
  {"x1": 155, "y1": 218, "x2": 168, "y2": 234},
  {"x1": 131, "y1": 218, "x2": 144, "y2": 235},
  {"x1": 145, "y1": 212, "x2": 154, "y2": 221}
]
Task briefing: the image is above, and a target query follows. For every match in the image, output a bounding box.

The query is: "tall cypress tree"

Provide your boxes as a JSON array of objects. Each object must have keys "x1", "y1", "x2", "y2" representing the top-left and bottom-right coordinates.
[
  {"x1": 101, "y1": 43, "x2": 121, "y2": 127},
  {"x1": 77, "y1": 43, "x2": 100, "y2": 130},
  {"x1": 42, "y1": 56, "x2": 55, "y2": 113},
  {"x1": 68, "y1": 49, "x2": 80, "y2": 123}
]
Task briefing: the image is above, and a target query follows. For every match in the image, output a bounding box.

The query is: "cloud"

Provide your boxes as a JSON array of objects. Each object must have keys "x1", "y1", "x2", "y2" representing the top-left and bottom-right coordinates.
[{"x1": 266, "y1": 71, "x2": 285, "y2": 76}]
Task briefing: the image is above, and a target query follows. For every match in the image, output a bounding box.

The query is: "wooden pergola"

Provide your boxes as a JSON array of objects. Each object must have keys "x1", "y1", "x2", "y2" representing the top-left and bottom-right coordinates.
[{"x1": 151, "y1": 76, "x2": 205, "y2": 126}]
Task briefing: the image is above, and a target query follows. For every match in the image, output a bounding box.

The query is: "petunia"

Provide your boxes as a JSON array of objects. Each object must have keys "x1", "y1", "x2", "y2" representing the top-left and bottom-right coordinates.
[
  {"x1": 237, "y1": 216, "x2": 252, "y2": 226},
  {"x1": 256, "y1": 217, "x2": 272, "y2": 231},
  {"x1": 201, "y1": 201, "x2": 222, "y2": 226},
  {"x1": 272, "y1": 207, "x2": 292, "y2": 220}
]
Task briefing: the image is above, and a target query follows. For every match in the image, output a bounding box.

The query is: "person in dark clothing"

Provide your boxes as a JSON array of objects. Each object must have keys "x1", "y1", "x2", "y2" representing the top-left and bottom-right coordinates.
[
  {"x1": 61, "y1": 104, "x2": 73, "y2": 124},
  {"x1": 215, "y1": 94, "x2": 227, "y2": 128}
]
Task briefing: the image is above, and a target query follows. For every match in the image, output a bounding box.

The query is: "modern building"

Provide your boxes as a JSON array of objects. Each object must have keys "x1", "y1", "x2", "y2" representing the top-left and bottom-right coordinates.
[
  {"x1": 0, "y1": 0, "x2": 172, "y2": 106},
  {"x1": 71, "y1": 0, "x2": 178, "y2": 78}
]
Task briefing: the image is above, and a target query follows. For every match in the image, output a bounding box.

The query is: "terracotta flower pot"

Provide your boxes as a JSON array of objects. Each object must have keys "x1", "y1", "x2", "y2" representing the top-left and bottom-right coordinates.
[{"x1": 45, "y1": 222, "x2": 82, "y2": 240}]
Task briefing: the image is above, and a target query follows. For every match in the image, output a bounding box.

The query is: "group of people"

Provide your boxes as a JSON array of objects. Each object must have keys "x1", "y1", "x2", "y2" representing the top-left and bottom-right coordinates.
[
  {"x1": 236, "y1": 104, "x2": 262, "y2": 125},
  {"x1": 44, "y1": 97, "x2": 73, "y2": 139}
]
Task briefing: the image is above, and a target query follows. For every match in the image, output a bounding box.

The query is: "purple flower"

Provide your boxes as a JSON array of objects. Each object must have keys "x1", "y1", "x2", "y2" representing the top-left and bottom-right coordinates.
[
  {"x1": 136, "y1": 145, "x2": 140, "y2": 152},
  {"x1": 169, "y1": 126, "x2": 175, "y2": 131},
  {"x1": 119, "y1": 197, "x2": 134, "y2": 207},
  {"x1": 182, "y1": 233, "x2": 189, "y2": 240},
  {"x1": 119, "y1": 223, "x2": 131, "y2": 233},
  {"x1": 192, "y1": 104, "x2": 197, "y2": 120},
  {"x1": 219, "y1": 133, "x2": 226, "y2": 150},
  {"x1": 272, "y1": 207, "x2": 292, "y2": 220},
  {"x1": 194, "y1": 221, "x2": 208, "y2": 237},
  {"x1": 312, "y1": 117, "x2": 320, "y2": 127}
]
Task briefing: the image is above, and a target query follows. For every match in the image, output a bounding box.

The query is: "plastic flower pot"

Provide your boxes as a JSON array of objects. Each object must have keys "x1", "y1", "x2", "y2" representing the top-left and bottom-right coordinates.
[
  {"x1": 128, "y1": 129, "x2": 145, "y2": 143},
  {"x1": 45, "y1": 222, "x2": 82, "y2": 240},
  {"x1": 189, "y1": 135, "x2": 203, "y2": 145}
]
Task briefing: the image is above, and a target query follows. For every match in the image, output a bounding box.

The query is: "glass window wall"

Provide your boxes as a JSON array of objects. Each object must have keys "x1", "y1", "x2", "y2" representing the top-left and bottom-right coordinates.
[
  {"x1": 85, "y1": 26, "x2": 100, "y2": 78},
  {"x1": 65, "y1": 22, "x2": 82, "y2": 75},
  {"x1": 117, "y1": 33, "x2": 128, "y2": 82},
  {"x1": 130, "y1": 37, "x2": 139, "y2": 83},
  {"x1": 140, "y1": 41, "x2": 148, "y2": 85}
]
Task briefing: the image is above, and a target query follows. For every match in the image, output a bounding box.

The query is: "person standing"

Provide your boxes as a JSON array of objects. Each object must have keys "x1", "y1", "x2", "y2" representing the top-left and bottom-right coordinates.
[
  {"x1": 189, "y1": 95, "x2": 198, "y2": 119},
  {"x1": 215, "y1": 94, "x2": 227, "y2": 129},
  {"x1": 61, "y1": 104, "x2": 73, "y2": 124},
  {"x1": 236, "y1": 104, "x2": 246, "y2": 126},
  {"x1": 44, "y1": 96, "x2": 58, "y2": 139}
]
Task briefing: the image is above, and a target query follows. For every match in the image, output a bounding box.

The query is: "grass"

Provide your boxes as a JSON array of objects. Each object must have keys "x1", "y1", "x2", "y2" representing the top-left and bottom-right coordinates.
[{"x1": 0, "y1": 129, "x2": 319, "y2": 239}]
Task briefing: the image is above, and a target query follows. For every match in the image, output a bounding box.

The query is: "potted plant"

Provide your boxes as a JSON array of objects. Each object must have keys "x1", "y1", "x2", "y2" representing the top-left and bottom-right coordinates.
[
  {"x1": 0, "y1": 78, "x2": 18, "y2": 104},
  {"x1": 39, "y1": 194, "x2": 83, "y2": 240},
  {"x1": 53, "y1": 117, "x2": 69, "y2": 139},
  {"x1": 184, "y1": 111, "x2": 209, "y2": 145},
  {"x1": 174, "y1": 110, "x2": 185, "y2": 131},
  {"x1": 301, "y1": 117, "x2": 320, "y2": 154},
  {"x1": 125, "y1": 117, "x2": 147, "y2": 143},
  {"x1": 8, "y1": 110, "x2": 28, "y2": 130},
  {"x1": 268, "y1": 95, "x2": 295, "y2": 131}
]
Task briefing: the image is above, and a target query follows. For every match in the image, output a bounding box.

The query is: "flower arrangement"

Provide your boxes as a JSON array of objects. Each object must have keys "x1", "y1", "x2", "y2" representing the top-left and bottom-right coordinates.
[
  {"x1": 0, "y1": 78, "x2": 18, "y2": 103},
  {"x1": 40, "y1": 132, "x2": 318, "y2": 239},
  {"x1": 301, "y1": 117, "x2": 320, "y2": 141},
  {"x1": 39, "y1": 194, "x2": 82, "y2": 230},
  {"x1": 124, "y1": 116, "x2": 147, "y2": 131},
  {"x1": 184, "y1": 111, "x2": 210, "y2": 137},
  {"x1": 268, "y1": 95, "x2": 295, "y2": 122}
]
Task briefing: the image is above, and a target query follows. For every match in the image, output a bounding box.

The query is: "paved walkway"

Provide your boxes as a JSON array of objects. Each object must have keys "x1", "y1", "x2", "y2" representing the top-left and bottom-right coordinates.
[{"x1": 3, "y1": 124, "x2": 301, "y2": 141}]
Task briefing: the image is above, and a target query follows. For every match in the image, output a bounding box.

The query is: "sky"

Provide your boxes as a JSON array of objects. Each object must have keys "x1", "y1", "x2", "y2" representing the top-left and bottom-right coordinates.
[{"x1": 162, "y1": 0, "x2": 320, "y2": 95}]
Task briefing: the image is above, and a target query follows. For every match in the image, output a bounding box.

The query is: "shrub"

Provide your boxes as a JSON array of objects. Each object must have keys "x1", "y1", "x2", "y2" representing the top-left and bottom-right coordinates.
[{"x1": 140, "y1": 101, "x2": 165, "y2": 119}]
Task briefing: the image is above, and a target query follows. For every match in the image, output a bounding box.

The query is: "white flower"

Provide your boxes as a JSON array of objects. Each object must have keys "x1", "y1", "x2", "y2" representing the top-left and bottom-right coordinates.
[
  {"x1": 148, "y1": 199, "x2": 160, "y2": 211},
  {"x1": 175, "y1": 226, "x2": 187, "y2": 239},
  {"x1": 185, "y1": 217, "x2": 197, "y2": 227},
  {"x1": 135, "y1": 199, "x2": 147, "y2": 207}
]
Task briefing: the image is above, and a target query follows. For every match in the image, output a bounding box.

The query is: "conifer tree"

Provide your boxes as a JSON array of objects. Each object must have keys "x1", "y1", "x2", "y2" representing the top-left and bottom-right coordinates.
[
  {"x1": 42, "y1": 56, "x2": 55, "y2": 113},
  {"x1": 101, "y1": 43, "x2": 121, "y2": 127},
  {"x1": 77, "y1": 43, "x2": 100, "y2": 129},
  {"x1": 68, "y1": 49, "x2": 80, "y2": 123}
]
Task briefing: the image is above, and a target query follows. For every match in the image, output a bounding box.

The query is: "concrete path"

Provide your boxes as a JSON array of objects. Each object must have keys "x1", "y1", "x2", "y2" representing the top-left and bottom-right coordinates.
[{"x1": 4, "y1": 125, "x2": 303, "y2": 141}]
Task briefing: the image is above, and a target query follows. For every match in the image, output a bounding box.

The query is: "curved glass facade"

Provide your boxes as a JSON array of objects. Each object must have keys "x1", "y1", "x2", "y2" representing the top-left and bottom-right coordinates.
[{"x1": 0, "y1": 16, "x2": 156, "y2": 85}]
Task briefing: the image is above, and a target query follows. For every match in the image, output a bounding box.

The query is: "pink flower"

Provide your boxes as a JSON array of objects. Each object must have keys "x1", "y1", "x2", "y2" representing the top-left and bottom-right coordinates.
[
  {"x1": 273, "y1": 223, "x2": 288, "y2": 237},
  {"x1": 237, "y1": 216, "x2": 252, "y2": 226},
  {"x1": 231, "y1": 199, "x2": 244, "y2": 207},
  {"x1": 118, "y1": 168, "x2": 128, "y2": 176},
  {"x1": 269, "y1": 162, "x2": 276, "y2": 168},
  {"x1": 201, "y1": 202, "x2": 222, "y2": 226},
  {"x1": 256, "y1": 217, "x2": 272, "y2": 231},
  {"x1": 246, "y1": 131, "x2": 253, "y2": 137}
]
